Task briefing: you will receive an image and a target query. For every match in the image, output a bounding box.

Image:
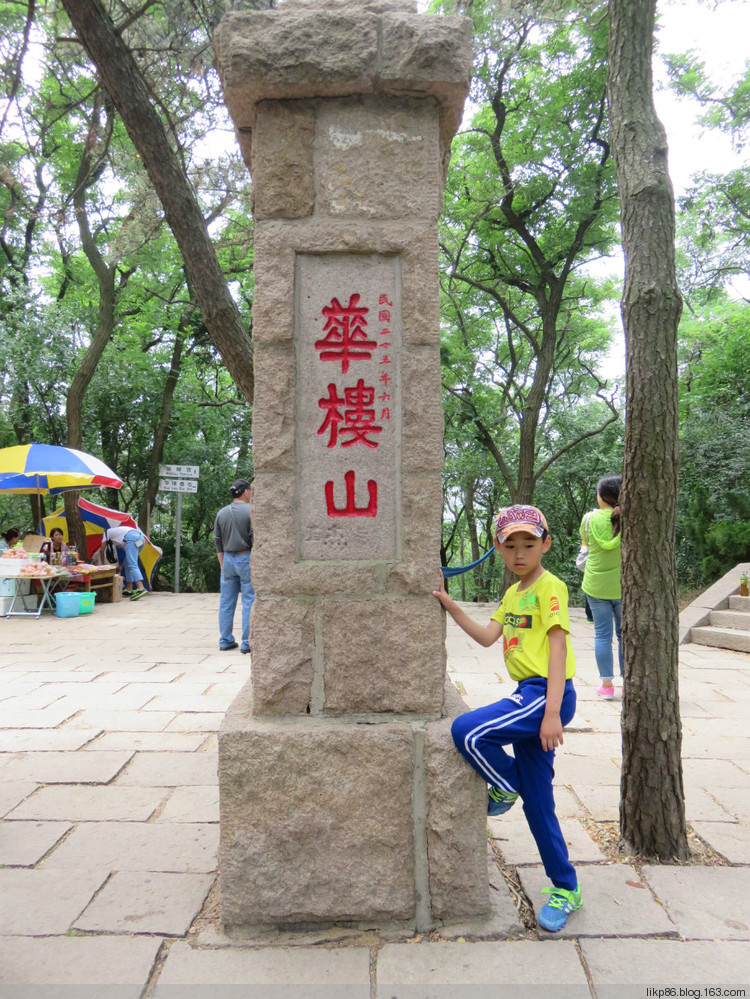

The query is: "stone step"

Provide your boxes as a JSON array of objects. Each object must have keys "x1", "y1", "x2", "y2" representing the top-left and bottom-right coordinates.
[
  {"x1": 729, "y1": 595, "x2": 750, "y2": 612},
  {"x1": 691, "y1": 625, "x2": 750, "y2": 654},
  {"x1": 710, "y1": 609, "x2": 750, "y2": 631}
]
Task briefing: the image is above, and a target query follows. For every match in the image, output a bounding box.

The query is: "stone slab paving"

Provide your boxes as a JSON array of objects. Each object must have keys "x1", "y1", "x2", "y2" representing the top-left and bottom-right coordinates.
[
  {"x1": 115, "y1": 750, "x2": 219, "y2": 787},
  {"x1": 65, "y1": 708, "x2": 178, "y2": 731},
  {"x1": 156, "y1": 785, "x2": 220, "y2": 823},
  {"x1": 0, "y1": 780, "x2": 37, "y2": 816},
  {"x1": 0, "y1": 935, "x2": 161, "y2": 988},
  {"x1": 690, "y1": 820, "x2": 750, "y2": 863},
  {"x1": 0, "y1": 749, "x2": 133, "y2": 783},
  {"x1": 710, "y1": 785, "x2": 750, "y2": 821},
  {"x1": 82, "y1": 730, "x2": 209, "y2": 752},
  {"x1": 0, "y1": 818, "x2": 71, "y2": 865},
  {"x1": 376, "y1": 939, "x2": 590, "y2": 987},
  {"x1": 156, "y1": 942, "x2": 371, "y2": 990},
  {"x1": 73, "y1": 870, "x2": 215, "y2": 935},
  {"x1": 39, "y1": 820, "x2": 219, "y2": 872},
  {"x1": 641, "y1": 866, "x2": 750, "y2": 939},
  {"x1": 569, "y1": 782, "x2": 620, "y2": 821},
  {"x1": 0, "y1": 868, "x2": 108, "y2": 935},
  {"x1": 581, "y1": 939, "x2": 750, "y2": 987},
  {"x1": 0, "y1": 727, "x2": 97, "y2": 751},
  {"x1": 490, "y1": 813, "x2": 607, "y2": 865},
  {"x1": 7, "y1": 783, "x2": 169, "y2": 822},
  {"x1": 0, "y1": 595, "x2": 749, "y2": 991},
  {"x1": 519, "y1": 865, "x2": 678, "y2": 939}
]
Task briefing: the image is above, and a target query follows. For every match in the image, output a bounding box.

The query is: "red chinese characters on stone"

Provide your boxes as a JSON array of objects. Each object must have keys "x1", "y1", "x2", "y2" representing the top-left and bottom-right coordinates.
[
  {"x1": 325, "y1": 470, "x2": 378, "y2": 518},
  {"x1": 315, "y1": 291, "x2": 395, "y2": 521},
  {"x1": 315, "y1": 294, "x2": 377, "y2": 374},
  {"x1": 318, "y1": 380, "x2": 383, "y2": 449},
  {"x1": 317, "y1": 383, "x2": 345, "y2": 448}
]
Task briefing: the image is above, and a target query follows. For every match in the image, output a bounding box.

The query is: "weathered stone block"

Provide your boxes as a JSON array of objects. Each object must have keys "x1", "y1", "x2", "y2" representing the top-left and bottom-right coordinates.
[
  {"x1": 379, "y1": 13, "x2": 473, "y2": 95},
  {"x1": 387, "y1": 473, "x2": 443, "y2": 595},
  {"x1": 322, "y1": 597, "x2": 446, "y2": 715},
  {"x1": 251, "y1": 344, "x2": 296, "y2": 471},
  {"x1": 253, "y1": 102, "x2": 315, "y2": 219},
  {"x1": 219, "y1": 719, "x2": 417, "y2": 925},
  {"x1": 215, "y1": 11, "x2": 379, "y2": 128},
  {"x1": 401, "y1": 232, "x2": 441, "y2": 344},
  {"x1": 401, "y1": 348, "x2": 445, "y2": 472},
  {"x1": 425, "y1": 695, "x2": 491, "y2": 920},
  {"x1": 251, "y1": 596, "x2": 315, "y2": 715},
  {"x1": 250, "y1": 472, "x2": 295, "y2": 587},
  {"x1": 380, "y1": 12, "x2": 473, "y2": 169},
  {"x1": 251, "y1": 229, "x2": 296, "y2": 344},
  {"x1": 315, "y1": 97, "x2": 441, "y2": 221}
]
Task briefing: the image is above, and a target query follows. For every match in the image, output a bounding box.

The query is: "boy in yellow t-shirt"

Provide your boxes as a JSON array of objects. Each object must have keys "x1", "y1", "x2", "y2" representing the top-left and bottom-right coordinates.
[{"x1": 433, "y1": 504, "x2": 581, "y2": 933}]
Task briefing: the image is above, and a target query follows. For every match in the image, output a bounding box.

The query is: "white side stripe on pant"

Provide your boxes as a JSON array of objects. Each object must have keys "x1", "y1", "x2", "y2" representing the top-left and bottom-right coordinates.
[{"x1": 464, "y1": 694, "x2": 548, "y2": 791}]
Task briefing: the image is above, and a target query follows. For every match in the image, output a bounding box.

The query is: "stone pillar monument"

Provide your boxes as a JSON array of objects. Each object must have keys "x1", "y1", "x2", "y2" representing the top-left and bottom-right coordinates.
[{"x1": 214, "y1": 0, "x2": 489, "y2": 932}]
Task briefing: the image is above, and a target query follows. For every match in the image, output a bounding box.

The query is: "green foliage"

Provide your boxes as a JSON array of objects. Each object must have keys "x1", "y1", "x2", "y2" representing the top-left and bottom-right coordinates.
[
  {"x1": 664, "y1": 51, "x2": 750, "y2": 145},
  {"x1": 435, "y1": 0, "x2": 623, "y2": 596},
  {"x1": 675, "y1": 297, "x2": 750, "y2": 591},
  {"x1": 0, "y1": 0, "x2": 255, "y2": 589}
]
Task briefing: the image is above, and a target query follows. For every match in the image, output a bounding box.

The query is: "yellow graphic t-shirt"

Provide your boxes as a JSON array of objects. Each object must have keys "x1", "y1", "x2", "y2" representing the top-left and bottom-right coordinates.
[{"x1": 490, "y1": 571, "x2": 576, "y2": 682}]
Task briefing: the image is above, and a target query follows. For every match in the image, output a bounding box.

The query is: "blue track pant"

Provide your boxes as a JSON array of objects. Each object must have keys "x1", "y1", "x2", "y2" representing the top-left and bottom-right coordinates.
[{"x1": 451, "y1": 676, "x2": 578, "y2": 891}]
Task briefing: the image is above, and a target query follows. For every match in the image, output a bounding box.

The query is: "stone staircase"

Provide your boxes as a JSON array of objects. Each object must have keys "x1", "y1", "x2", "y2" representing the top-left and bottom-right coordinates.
[
  {"x1": 690, "y1": 595, "x2": 750, "y2": 653},
  {"x1": 681, "y1": 562, "x2": 750, "y2": 652}
]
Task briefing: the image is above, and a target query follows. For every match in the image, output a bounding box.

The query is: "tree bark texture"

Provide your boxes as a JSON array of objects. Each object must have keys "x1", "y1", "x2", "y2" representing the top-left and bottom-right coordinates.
[
  {"x1": 65, "y1": 101, "x2": 120, "y2": 557},
  {"x1": 138, "y1": 325, "x2": 188, "y2": 533},
  {"x1": 59, "y1": 0, "x2": 255, "y2": 405},
  {"x1": 607, "y1": 0, "x2": 689, "y2": 859}
]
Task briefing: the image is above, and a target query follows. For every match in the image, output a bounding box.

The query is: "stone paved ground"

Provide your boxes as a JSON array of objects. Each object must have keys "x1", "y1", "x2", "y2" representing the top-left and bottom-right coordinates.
[{"x1": 1, "y1": 592, "x2": 749, "y2": 994}]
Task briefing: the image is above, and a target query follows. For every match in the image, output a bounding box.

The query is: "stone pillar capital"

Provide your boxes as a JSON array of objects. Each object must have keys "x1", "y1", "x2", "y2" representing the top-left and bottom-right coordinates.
[{"x1": 214, "y1": 3, "x2": 472, "y2": 165}]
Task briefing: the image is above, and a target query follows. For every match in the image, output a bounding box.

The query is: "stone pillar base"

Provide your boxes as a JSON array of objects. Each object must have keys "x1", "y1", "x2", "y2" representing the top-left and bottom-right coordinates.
[{"x1": 219, "y1": 681, "x2": 490, "y2": 932}]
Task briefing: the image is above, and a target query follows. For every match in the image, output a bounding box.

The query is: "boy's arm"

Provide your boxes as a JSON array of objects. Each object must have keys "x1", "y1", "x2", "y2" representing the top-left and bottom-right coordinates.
[
  {"x1": 433, "y1": 574, "x2": 503, "y2": 647},
  {"x1": 539, "y1": 624, "x2": 567, "y2": 751}
]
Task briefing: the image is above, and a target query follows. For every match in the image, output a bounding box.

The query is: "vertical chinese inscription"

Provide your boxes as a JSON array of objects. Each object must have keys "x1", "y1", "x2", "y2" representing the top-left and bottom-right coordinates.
[{"x1": 296, "y1": 254, "x2": 401, "y2": 560}]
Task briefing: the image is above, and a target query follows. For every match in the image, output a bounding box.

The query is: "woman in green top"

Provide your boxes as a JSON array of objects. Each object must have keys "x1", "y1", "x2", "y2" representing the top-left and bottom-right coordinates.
[{"x1": 580, "y1": 475, "x2": 622, "y2": 699}]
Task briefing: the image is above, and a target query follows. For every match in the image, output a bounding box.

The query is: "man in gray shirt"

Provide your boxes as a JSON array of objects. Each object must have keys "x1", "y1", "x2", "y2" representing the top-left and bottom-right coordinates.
[{"x1": 213, "y1": 478, "x2": 255, "y2": 652}]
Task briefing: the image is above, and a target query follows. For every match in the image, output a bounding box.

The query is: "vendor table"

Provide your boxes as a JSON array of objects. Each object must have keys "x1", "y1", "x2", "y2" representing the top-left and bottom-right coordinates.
[
  {"x1": 2, "y1": 573, "x2": 60, "y2": 619},
  {"x1": 65, "y1": 565, "x2": 118, "y2": 602}
]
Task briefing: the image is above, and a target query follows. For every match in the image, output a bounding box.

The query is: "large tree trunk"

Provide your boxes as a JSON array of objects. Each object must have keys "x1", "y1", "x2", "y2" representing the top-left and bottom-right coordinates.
[
  {"x1": 59, "y1": 0, "x2": 255, "y2": 405},
  {"x1": 607, "y1": 0, "x2": 689, "y2": 860},
  {"x1": 65, "y1": 97, "x2": 121, "y2": 559}
]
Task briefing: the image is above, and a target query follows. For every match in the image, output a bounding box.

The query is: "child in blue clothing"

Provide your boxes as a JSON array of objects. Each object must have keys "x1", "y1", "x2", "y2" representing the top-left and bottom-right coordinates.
[{"x1": 433, "y1": 504, "x2": 582, "y2": 932}]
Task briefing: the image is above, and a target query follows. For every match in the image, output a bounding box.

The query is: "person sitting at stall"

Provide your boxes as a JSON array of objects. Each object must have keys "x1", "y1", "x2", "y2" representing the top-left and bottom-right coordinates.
[
  {"x1": 0, "y1": 527, "x2": 22, "y2": 550},
  {"x1": 40, "y1": 527, "x2": 66, "y2": 562}
]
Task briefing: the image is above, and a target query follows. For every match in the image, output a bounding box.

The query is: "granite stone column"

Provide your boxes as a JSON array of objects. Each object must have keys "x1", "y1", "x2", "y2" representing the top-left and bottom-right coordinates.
[{"x1": 214, "y1": 0, "x2": 489, "y2": 931}]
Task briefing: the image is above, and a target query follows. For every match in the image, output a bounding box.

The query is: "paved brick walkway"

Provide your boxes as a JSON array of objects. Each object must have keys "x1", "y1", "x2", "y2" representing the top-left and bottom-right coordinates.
[{"x1": 1, "y1": 592, "x2": 749, "y2": 992}]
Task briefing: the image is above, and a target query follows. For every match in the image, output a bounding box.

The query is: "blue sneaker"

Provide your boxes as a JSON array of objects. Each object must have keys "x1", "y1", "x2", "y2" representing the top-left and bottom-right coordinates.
[
  {"x1": 538, "y1": 884, "x2": 582, "y2": 932},
  {"x1": 487, "y1": 786, "x2": 519, "y2": 816}
]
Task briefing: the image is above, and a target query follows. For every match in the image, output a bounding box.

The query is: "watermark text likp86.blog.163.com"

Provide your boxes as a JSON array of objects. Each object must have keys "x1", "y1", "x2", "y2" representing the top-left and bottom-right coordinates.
[{"x1": 645, "y1": 990, "x2": 747, "y2": 998}]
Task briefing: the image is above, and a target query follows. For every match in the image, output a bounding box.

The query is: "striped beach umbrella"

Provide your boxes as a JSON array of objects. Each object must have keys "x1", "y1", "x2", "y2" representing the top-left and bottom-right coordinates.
[{"x1": 0, "y1": 443, "x2": 122, "y2": 495}]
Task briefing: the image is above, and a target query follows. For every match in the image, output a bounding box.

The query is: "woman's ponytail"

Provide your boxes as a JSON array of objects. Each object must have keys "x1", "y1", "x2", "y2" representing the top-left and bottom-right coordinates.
[
  {"x1": 611, "y1": 505, "x2": 621, "y2": 537},
  {"x1": 597, "y1": 474, "x2": 622, "y2": 537}
]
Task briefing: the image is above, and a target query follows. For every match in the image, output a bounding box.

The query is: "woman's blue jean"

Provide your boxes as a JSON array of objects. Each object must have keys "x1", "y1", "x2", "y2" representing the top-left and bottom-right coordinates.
[
  {"x1": 587, "y1": 596, "x2": 623, "y2": 681},
  {"x1": 122, "y1": 530, "x2": 145, "y2": 585}
]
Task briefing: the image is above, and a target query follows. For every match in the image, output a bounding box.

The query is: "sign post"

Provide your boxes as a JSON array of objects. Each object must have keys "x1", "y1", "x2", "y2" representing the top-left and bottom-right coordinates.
[{"x1": 159, "y1": 465, "x2": 199, "y2": 593}]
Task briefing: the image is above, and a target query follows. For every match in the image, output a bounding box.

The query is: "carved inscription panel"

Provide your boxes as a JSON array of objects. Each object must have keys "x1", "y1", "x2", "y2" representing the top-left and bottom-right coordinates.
[{"x1": 296, "y1": 253, "x2": 401, "y2": 561}]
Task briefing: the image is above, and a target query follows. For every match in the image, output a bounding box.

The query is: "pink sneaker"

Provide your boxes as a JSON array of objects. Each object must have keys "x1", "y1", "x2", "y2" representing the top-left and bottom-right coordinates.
[{"x1": 596, "y1": 684, "x2": 615, "y2": 699}]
